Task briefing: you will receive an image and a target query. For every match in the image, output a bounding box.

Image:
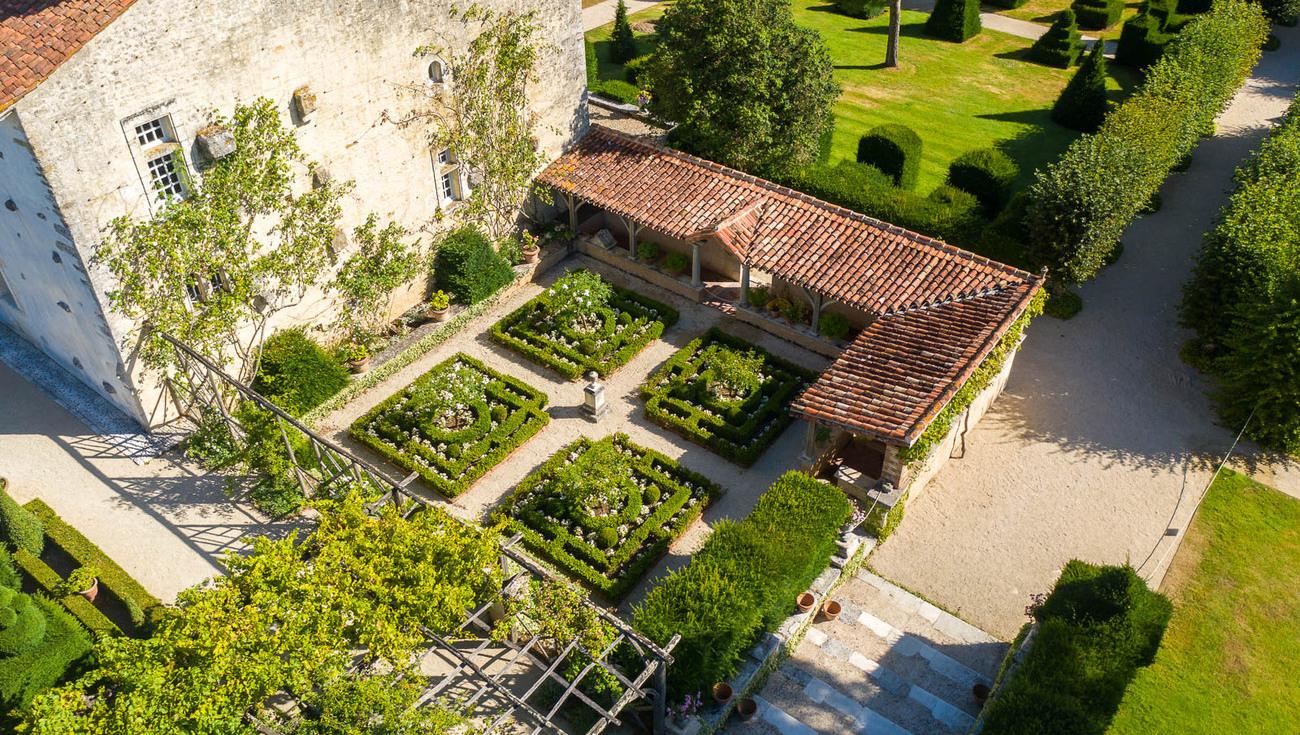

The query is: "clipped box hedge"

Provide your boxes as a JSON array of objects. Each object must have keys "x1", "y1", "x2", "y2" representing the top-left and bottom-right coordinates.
[
  {"x1": 494, "y1": 434, "x2": 723, "y2": 601},
  {"x1": 1072, "y1": 0, "x2": 1123, "y2": 29},
  {"x1": 0, "y1": 593, "x2": 92, "y2": 712},
  {"x1": 641, "y1": 328, "x2": 816, "y2": 466},
  {"x1": 350, "y1": 353, "x2": 550, "y2": 498},
  {"x1": 490, "y1": 271, "x2": 679, "y2": 379},
  {"x1": 24, "y1": 499, "x2": 165, "y2": 636},
  {"x1": 633, "y1": 472, "x2": 850, "y2": 695},
  {"x1": 12, "y1": 548, "x2": 118, "y2": 638},
  {"x1": 856, "y1": 124, "x2": 923, "y2": 189},
  {"x1": 948, "y1": 148, "x2": 1019, "y2": 215}
]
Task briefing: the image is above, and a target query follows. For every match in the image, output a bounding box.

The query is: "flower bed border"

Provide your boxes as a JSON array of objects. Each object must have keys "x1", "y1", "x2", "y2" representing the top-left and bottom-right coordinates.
[
  {"x1": 349, "y1": 352, "x2": 550, "y2": 498},
  {"x1": 493, "y1": 433, "x2": 723, "y2": 601},
  {"x1": 641, "y1": 328, "x2": 817, "y2": 466},
  {"x1": 489, "y1": 272, "x2": 680, "y2": 380}
]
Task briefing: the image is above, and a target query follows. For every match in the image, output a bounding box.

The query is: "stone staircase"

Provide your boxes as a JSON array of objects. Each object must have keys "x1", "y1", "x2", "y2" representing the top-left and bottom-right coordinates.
[{"x1": 724, "y1": 570, "x2": 1007, "y2": 735}]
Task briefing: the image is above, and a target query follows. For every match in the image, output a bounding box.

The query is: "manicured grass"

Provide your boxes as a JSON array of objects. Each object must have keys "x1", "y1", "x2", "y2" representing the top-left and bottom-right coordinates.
[
  {"x1": 350, "y1": 353, "x2": 550, "y2": 498},
  {"x1": 641, "y1": 328, "x2": 816, "y2": 466},
  {"x1": 590, "y1": 1, "x2": 1134, "y2": 192},
  {"x1": 995, "y1": 0, "x2": 1142, "y2": 39},
  {"x1": 493, "y1": 434, "x2": 723, "y2": 600},
  {"x1": 490, "y1": 271, "x2": 678, "y2": 379},
  {"x1": 586, "y1": 4, "x2": 668, "y2": 92},
  {"x1": 1107, "y1": 470, "x2": 1300, "y2": 735}
]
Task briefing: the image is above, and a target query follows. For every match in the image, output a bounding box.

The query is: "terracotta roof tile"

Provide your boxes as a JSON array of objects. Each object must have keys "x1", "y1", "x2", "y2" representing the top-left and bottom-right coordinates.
[
  {"x1": 790, "y1": 283, "x2": 1039, "y2": 445},
  {"x1": 539, "y1": 126, "x2": 1036, "y2": 315},
  {"x1": 1, "y1": 0, "x2": 138, "y2": 112}
]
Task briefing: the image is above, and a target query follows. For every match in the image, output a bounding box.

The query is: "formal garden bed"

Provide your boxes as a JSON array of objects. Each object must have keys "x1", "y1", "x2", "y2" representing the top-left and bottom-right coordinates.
[
  {"x1": 349, "y1": 353, "x2": 549, "y2": 498},
  {"x1": 490, "y1": 269, "x2": 679, "y2": 379},
  {"x1": 493, "y1": 434, "x2": 723, "y2": 600},
  {"x1": 641, "y1": 328, "x2": 816, "y2": 466}
]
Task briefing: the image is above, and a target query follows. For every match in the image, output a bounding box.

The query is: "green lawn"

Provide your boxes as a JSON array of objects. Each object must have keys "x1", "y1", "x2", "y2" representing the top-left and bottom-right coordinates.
[
  {"x1": 588, "y1": 1, "x2": 1134, "y2": 192},
  {"x1": 1108, "y1": 469, "x2": 1300, "y2": 735}
]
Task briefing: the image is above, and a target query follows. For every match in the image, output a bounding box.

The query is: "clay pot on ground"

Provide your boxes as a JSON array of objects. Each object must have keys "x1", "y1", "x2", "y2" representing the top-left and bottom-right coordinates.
[
  {"x1": 347, "y1": 356, "x2": 371, "y2": 374},
  {"x1": 427, "y1": 305, "x2": 450, "y2": 322},
  {"x1": 821, "y1": 599, "x2": 842, "y2": 622},
  {"x1": 796, "y1": 592, "x2": 816, "y2": 614},
  {"x1": 972, "y1": 683, "x2": 991, "y2": 704},
  {"x1": 736, "y1": 697, "x2": 758, "y2": 720},
  {"x1": 522, "y1": 244, "x2": 540, "y2": 263},
  {"x1": 712, "y1": 681, "x2": 733, "y2": 705},
  {"x1": 78, "y1": 578, "x2": 99, "y2": 603}
]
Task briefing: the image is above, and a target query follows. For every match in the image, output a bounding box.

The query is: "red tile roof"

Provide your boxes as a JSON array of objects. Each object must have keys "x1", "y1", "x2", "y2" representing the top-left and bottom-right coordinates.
[
  {"x1": 540, "y1": 124, "x2": 1045, "y2": 444},
  {"x1": 539, "y1": 125, "x2": 1034, "y2": 316},
  {"x1": 790, "y1": 283, "x2": 1039, "y2": 445},
  {"x1": 1, "y1": 0, "x2": 138, "y2": 112}
]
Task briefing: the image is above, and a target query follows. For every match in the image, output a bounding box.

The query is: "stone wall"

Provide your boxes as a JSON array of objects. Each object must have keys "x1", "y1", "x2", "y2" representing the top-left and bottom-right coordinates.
[
  {"x1": 7, "y1": 0, "x2": 587, "y2": 429},
  {"x1": 0, "y1": 112, "x2": 145, "y2": 423}
]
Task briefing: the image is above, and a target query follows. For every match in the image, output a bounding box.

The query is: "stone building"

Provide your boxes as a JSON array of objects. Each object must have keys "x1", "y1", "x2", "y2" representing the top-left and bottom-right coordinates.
[{"x1": 0, "y1": 0, "x2": 586, "y2": 428}]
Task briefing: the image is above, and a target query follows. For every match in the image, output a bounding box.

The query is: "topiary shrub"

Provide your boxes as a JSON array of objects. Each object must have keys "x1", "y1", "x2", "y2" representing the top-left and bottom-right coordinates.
[
  {"x1": 1029, "y1": 10, "x2": 1085, "y2": 68},
  {"x1": 1052, "y1": 42, "x2": 1111, "y2": 132},
  {"x1": 434, "y1": 225, "x2": 514, "y2": 305},
  {"x1": 1116, "y1": 10, "x2": 1179, "y2": 68},
  {"x1": 985, "y1": 0, "x2": 1029, "y2": 7},
  {"x1": 0, "y1": 593, "x2": 91, "y2": 712},
  {"x1": 0, "y1": 482, "x2": 42, "y2": 557},
  {"x1": 252, "y1": 328, "x2": 350, "y2": 417},
  {"x1": 947, "y1": 148, "x2": 1019, "y2": 215},
  {"x1": 1072, "y1": 0, "x2": 1124, "y2": 29},
  {"x1": 623, "y1": 54, "x2": 653, "y2": 85},
  {"x1": 0, "y1": 549, "x2": 16, "y2": 591},
  {"x1": 664, "y1": 252, "x2": 690, "y2": 274},
  {"x1": 0, "y1": 587, "x2": 46, "y2": 656},
  {"x1": 833, "y1": 0, "x2": 890, "y2": 17},
  {"x1": 856, "y1": 124, "x2": 923, "y2": 189},
  {"x1": 926, "y1": 0, "x2": 982, "y2": 41},
  {"x1": 610, "y1": 0, "x2": 638, "y2": 63}
]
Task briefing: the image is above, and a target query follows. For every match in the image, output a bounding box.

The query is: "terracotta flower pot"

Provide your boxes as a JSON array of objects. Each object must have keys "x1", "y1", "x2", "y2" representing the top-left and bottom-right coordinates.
[
  {"x1": 347, "y1": 356, "x2": 371, "y2": 374},
  {"x1": 797, "y1": 592, "x2": 816, "y2": 614},
  {"x1": 712, "y1": 681, "x2": 733, "y2": 705},
  {"x1": 427, "y1": 306, "x2": 449, "y2": 322},
  {"x1": 972, "y1": 683, "x2": 991, "y2": 704},
  {"x1": 79, "y1": 578, "x2": 99, "y2": 603},
  {"x1": 736, "y1": 696, "x2": 758, "y2": 720},
  {"x1": 522, "y1": 246, "x2": 540, "y2": 264},
  {"x1": 821, "y1": 599, "x2": 842, "y2": 622}
]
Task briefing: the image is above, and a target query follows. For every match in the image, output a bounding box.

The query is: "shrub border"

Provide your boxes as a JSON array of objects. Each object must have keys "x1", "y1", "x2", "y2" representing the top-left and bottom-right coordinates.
[
  {"x1": 494, "y1": 434, "x2": 724, "y2": 601},
  {"x1": 640, "y1": 328, "x2": 817, "y2": 466},
  {"x1": 349, "y1": 352, "x2": 550, "y2": 498},
  {"x1": 13, "y1": 548, "x2": 119, "y2": 638}
]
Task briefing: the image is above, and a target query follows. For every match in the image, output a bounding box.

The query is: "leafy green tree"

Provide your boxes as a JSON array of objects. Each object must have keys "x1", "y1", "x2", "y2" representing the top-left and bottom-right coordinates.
[
  {"x1": 1052, "y1": 42, "x2": 1110, "y2": 132},
  {"x1": 610, "y1": 0, "x2": 638, "y2": 63},
  {"x1": 412, "y1": 7, "x2": 548, "y2": 239},
  {"x1": 646, "y1": 0, "x2": 839, "y2": 176},
  {"x1": 96, "y1": 99, "x2": 348, "y2": 386},
  {"x1": 329, "y1": 215, "x2": 425, "y2": 344}
]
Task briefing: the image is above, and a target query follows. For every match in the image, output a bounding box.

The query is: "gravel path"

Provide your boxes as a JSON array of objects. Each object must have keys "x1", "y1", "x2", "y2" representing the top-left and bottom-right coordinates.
[{"x1": 870, "y1": 29, "x2": 1300, "y2": 640}]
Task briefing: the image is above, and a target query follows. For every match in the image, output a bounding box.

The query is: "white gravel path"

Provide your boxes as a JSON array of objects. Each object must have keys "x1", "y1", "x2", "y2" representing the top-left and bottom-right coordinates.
[{"x1": 869, "y1": 27, "x2": 1300, "y2": 640}]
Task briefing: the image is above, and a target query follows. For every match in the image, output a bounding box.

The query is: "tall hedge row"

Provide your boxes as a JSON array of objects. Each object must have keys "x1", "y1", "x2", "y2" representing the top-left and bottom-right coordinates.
[
  {"x1": 981, "y1": 561, "x2": 1171, "y2": 735},
  {"x1": 1025, "y1": 0, "x2": 1268, "y2": 285},
  {"x1": 1181, "y1": 96, "x2": 1300, "y2": 454},
  {"x1": 633, "y1": 472, "x2": 850, "y2": 696}
]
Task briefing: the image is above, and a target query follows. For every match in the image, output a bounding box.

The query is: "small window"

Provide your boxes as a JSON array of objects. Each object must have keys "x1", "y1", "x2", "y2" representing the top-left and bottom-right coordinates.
[
  {"x1": 428, "y1": 60, "x2": 446, "y2": 84},
  {"x1": 184, "y1": 279, "x2": 204, "y2": 305},
  {"x1": 147, "y1": 153, "x2": 186, "y2": 201},
  {"x1": 134, "y1": 117, "x2": 171, "y2": 146},
  {"x1": 439, "y1": 171, "x2": 458, "y2": 202},
  {"x1": 437, "y1": 148, "x2": 452, "y2": 165}
]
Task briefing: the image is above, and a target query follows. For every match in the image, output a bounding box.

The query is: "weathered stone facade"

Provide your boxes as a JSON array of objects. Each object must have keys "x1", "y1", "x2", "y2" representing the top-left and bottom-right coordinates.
[{"x1": 0, "y1": 0, "x2": 587, "y2": 428}]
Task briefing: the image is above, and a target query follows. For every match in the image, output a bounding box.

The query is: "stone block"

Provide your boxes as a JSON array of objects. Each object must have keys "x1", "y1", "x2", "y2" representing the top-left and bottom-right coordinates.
[
  {"x1": 195, "y1": 125, "x2": 236, "y2": 161},
  {"x1": 293, "y1": 85, "x2": 318, "y2": 120}
]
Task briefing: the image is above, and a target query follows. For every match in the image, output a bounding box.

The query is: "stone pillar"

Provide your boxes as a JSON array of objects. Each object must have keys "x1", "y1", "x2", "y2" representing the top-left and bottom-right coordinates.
[
  {"x1": 810, "y1": 292, "x2": 823, "y2": 334},
  {"x1": 881, "y1": 444, "x2": 907, "y2": 489},
  {"x1": 691, "y1": 242, "x2": 702, "y2": 287},
  {"x1": 739, "y1": 263, "x2": 750, "y2": 306},
  {"x1": 628, "y1": 222, "x2": 639, "y2": 259},
  {"x1": 564, "y1": 193, "x2": 578, "y2": 233},
  {"x1": 799, "y1": 420, "x2": 819, "y2": 468}
]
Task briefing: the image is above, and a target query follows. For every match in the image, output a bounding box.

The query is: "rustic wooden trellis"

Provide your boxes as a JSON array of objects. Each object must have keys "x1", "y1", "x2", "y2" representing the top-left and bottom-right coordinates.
[{"x1": 159, "y1": 331, "x2": 677, "y2": 734}]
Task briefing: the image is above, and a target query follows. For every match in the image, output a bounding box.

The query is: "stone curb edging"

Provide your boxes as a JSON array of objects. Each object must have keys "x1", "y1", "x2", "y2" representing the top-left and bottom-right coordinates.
[{"x1": 667, "y1": 529, "x2": 876, "y2": 735}]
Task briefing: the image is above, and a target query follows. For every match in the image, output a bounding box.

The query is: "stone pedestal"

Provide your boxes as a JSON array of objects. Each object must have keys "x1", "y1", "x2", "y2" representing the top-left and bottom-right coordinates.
[{"x1": 583, "y1": 371, "x2": 608, "y2": 421}]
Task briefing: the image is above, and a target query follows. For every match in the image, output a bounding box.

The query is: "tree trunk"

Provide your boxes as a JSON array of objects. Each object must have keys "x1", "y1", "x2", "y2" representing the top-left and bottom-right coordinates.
[{"x1": 886, "y1": 0, "x2": 902, "y2": 67}]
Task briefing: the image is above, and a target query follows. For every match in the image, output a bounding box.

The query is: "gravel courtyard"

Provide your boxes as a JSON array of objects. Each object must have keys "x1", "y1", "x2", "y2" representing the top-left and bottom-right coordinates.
[{"x1": 870, "y1": 28, "x2": 1300, "y2": 640}]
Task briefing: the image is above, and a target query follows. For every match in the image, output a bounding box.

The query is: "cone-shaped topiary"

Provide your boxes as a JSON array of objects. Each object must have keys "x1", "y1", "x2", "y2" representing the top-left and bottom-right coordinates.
[
  {"x1": 1052, "y1": 42, "x2": 1110, "y2": 132},
  {"x1": 1072, "y1": 0, "x2": 1124, "y2": 29},
  {"x1": 0, "y1": 586, "x2": 46, "y2": 656},
  {"x1": 926, "y1": 0, "x2": 982, "y2": 41},
  {"x1": 1029, "y1": 10, "x2": 1085, "y2": 68},
  {"x1": 610, "y1": 0, "x2": 638, "y2": 63},
  {"x1": 0, "y1": 482, "x2": 43, "y2": 557}
]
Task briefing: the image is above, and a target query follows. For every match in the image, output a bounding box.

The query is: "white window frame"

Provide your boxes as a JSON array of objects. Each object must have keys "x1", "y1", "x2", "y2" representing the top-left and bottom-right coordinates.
[
  {"x1": 145, "y1": 151, "x2": 187, "y2": 201},
  {"x1": 124, "y1": 111, "x2": 190, "y2": 209}
]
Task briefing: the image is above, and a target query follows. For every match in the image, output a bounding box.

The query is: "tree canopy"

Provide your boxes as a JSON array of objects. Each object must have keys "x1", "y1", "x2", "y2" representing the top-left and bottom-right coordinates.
[{"x1": 645, "y1": 0, "x2": 839, "y2": 176}]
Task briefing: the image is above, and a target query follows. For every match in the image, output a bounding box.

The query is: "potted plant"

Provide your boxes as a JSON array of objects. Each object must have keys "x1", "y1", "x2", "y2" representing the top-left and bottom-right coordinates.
[
  {"x1": 427, "y1": 290, "x2": 451, "y2": 322},
  {"x1": 711, "y1": 681, "x2": 733, "y2": 706},
  {"x1": 736, "y1": 696, "x2": 759, "y2": 721},
  {"x1": 821, "y1": 599, "x2": 842, "y2": 622},
  {"x1": 797, "y1": 591, "x2": 816, "y2": 614},
  {"x1": 637, "y1": 241, "x2": 661, "y2": 263},
  {"x1": 664, "y1": 252, "x2": 690, "y2": 276},
  {"x1": 342, "y1": 340, "x2": 371, "y2": 374},
  {"x1": 767, "y1": 296, "x2": 791, "y2": 318},
  {"x1": 64, "y1": 565, "x2": 99, "y2": 602},
  {"x1": 520, "y1": 231, "x2": 540, "y2": 264}
]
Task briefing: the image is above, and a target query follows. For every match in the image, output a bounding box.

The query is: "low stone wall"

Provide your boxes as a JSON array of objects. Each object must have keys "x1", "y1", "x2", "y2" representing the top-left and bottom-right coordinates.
[
  {"x1": 577, "y1": 238, "x2": 705, "y2": 303},
  {"x1": 726, "y1": 303, "x2": 843, "y2": 360}
]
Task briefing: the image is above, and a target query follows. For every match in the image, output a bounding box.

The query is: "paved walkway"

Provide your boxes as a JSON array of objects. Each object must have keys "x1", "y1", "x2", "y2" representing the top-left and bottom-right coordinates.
[
  {"x1": 871, "y1": 28, "x2": 1300, "y2": 640},
  {"x1": 314, "y1": 253, "x2": 829, "y2": 609},
  {"x1": 725, "y1": 570, "x2": 1005, "y2": 735},
  {"x1": 0, "y1": 358, "x2": 296, "y2": 603}
]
